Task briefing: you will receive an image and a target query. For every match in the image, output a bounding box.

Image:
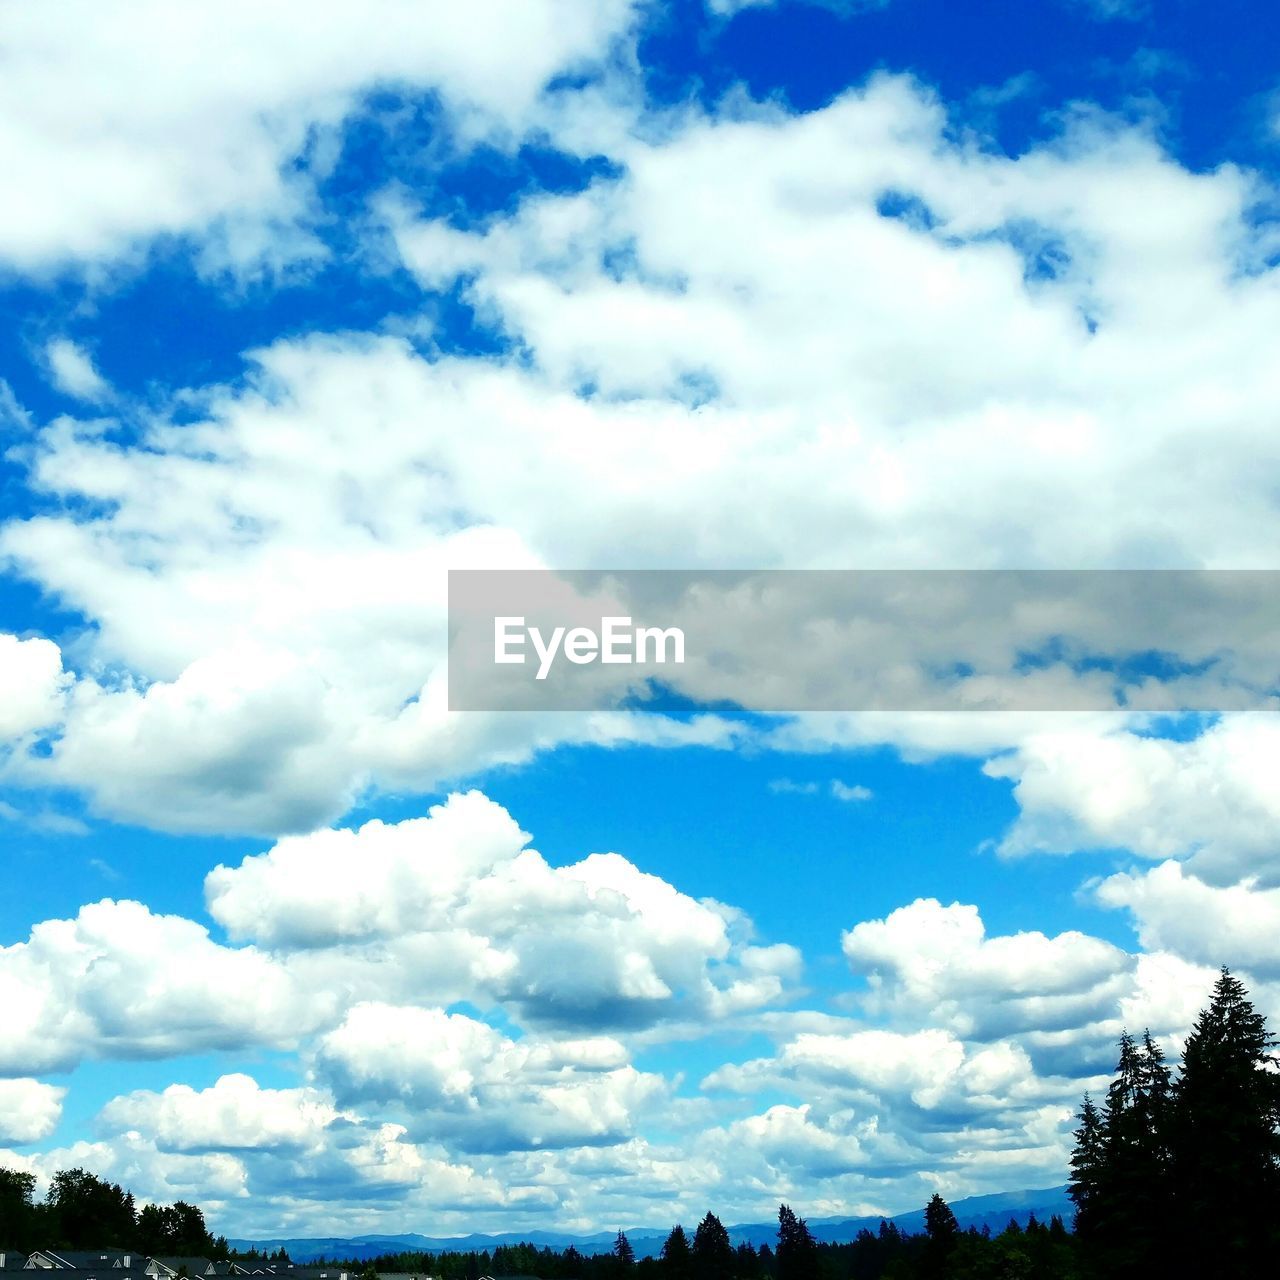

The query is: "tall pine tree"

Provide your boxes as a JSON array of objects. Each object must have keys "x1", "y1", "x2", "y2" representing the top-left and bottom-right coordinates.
[
  {"x1": 1067, "y1": 1093, "x2": 1105, "y2": 1244},
  {"x1": 775, "y1": 1205, "x2": 818, "y2": 1280},
  {"x1": 692, "y1": 1213, "x2": 735, "y2": 1280},
  {"x1": 1171, "y1": 968, "x2": 1280, "y2": 1275}
]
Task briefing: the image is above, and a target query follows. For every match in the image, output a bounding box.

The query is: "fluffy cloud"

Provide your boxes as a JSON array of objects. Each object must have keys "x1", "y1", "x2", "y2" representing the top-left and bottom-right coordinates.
[
  {"x1": 0, "y1": 794, "x2": 793, "y2": 1077},
  {"x1": 1, "y1": 70, "x2": 1279, "y2": 828},
  {"x1": 1098, "y1": 861, "x2": 1280, "y2": 981},
  {"x1": 0, "y1": 1077, "x2": 64, "y2": 1144},
  {"x1": 314, "y1": 1003, "x2": 665, "y2": 1151},
  {"x1": 986, "y1": 714, "x2": 1280, "y2": 883},
  {"x1": 44, "y1": 339, "x2": 112, "y2": 402},
  {"x1": 98, "y1": 1074, "x2": 340, "y2": 1153},
  {"x1": 207, "y1": 791, "x2": 798, "y2": 1030},
  {"x1": 0, "y1": 0, "x2": 638, "y2": 273},
  {"x1": 0, "y1": 898, "x2": 323, "y2": 1074},
  {"x1": 842, "y1": 897, "x2": 1132, "y2": 1041},
  {"x1": 0, "y1": 634, "x2": 68, "y2": 741},
  {"x1": 702, "y1": 1025, "x2": 1080, "y2": 1200}
]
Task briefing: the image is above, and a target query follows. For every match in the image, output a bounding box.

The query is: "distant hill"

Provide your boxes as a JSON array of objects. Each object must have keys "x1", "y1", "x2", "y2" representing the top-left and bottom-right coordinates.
[{"x1": 229, "y1": 1185, "x2": 1073, "y2": 1262}]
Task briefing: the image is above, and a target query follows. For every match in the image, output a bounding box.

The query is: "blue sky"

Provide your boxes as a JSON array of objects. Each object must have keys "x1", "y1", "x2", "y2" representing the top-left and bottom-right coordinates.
[{"x1": 2, "y1": 0, "x2": 1280, "y2": 1241}]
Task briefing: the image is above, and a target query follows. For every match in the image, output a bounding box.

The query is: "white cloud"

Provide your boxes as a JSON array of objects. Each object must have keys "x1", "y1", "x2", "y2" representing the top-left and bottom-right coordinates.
[
  {"x1": 1098, "y1": 861, "x2": 1280, "y2": 980},
  {"x1": 0, "y1": 899, "x2": 323, "y2": 1074},
  {"x1": 2, "y1": 71, "x2": 1279, "y2": 829},
  {"x1": 986, "y1": 714, "x2": 1280, "y2": 883},
  {"x1": 830, "y1": 780, "x2": 873, "y2": 803},
  {"x1": 841, "y1": 897, "x2": 1132, "y2": 1041},
  {"x1": 207, "y1": 791, "x2": 798, "y2": 1031},
  {"x1": 769, "y1": 778, "x2": 873, "y2": 802},
  {"x1": 43, "y1": 339, "x2": 111, "y2": 402},
  {"x1": 314, "y1": 1003, "x2": 666, "y2": 1152},
  {"x1": 0, "y1": 0, "x2": 639, "y2": 274},
  {"x1": 0, "y1": 1078, "x2": 64, "y2": 1144},
  {"x1": 0, "y1": 634, "x2": 68, "y2": 741},
  {"x1": 206, "y1": 790, "x2": 530, "y2": 948},
  {"x1": 701, "y1": 1024, "x2": 1080, "y2": 1200},
  {"x1": 98, "y1": 1074, "x2": 340, "y2": 1153}
]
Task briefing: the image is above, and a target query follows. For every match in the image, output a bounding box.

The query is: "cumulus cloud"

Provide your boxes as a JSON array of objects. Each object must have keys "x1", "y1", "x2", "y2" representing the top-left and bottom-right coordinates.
[
  {"x1": 0, "y1": 0, "x2": 639, "y2": 274},
  {"x1": 0, "y1": 1078, "x2": 64, "y2": 1144},
  {"x1": 314, "y1": 1003, "x2": 665, "y2": 1152},
  {"x1": 2, "y1": 15, "x2": 1279, "y2": 1233},
  {"x1": 0, "y1": 634, "x2": 68, "y2": 741},
  {"x1": 702, "y1": 1025, "x2": 1080, "y2": 1200},
  {"x1": 1098, "y1": 861, "x2": 1280, "y2": 980},
  {"x1": 986, "y1": 714, "x2": 1280, "y2": 883},
  {"x1": 0, "y1": 899, "x2": 324, "y2": 1074},
  {"x1": 207, "y1": 791, "x2": 798, "y2": 1030},
  {"x1": 0, "y1": 794, "x2": 794, "y2": 1078},
  {"x1": 0, "y1": 68, "x2": 1277, "y2": 828},
  {"x1": 98, "y1": 1074, "x2": 340, "y2": 1153},
  {"x1": 841, "y1": 897, "x2": 1132, "y2": 1041}
]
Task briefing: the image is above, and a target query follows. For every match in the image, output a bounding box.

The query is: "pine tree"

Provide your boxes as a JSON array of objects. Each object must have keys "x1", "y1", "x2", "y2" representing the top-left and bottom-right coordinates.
[
  {"x1": 614, "y1": 1232, "x2": 635, "y2": 1270},
  {"x1": 921, "y1": 1194, "x2": 958, "y2": 1278},
  {"x1": 692, "y1": 1213, "x2": 734, "y2": 1280},
  {"x1": 660, "y1": 1226, "x2": 690, "y2": 1280},
  {"x1": 1172, "y1": 968, "x2": 1280, "y2": 1276},
  {"x1": 1067, "y1": 1094, "x2": 1105, "y2": 1243},
  {"x1": 775, "y1": 1205, "x2": 818, "y2": 1280}
]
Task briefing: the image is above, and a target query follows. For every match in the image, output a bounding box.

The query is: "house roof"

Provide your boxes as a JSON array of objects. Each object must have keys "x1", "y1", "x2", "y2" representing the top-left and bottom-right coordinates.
[
  {"x1": 147, "y1": 1261, "x2": 212, "y2": 1276},
  {"x1": 23, "y1": 1270, "x2": 137, "y2": 1280},
  {"x1": 32, "y1": 1255, "x2": 134, "y2": 1271}
]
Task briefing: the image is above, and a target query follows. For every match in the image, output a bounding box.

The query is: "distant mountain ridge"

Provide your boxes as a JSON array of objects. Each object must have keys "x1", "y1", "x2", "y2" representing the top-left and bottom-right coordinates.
[{"x1": 229, "y1": 1185, "x2": 1073, "y2": 1261}]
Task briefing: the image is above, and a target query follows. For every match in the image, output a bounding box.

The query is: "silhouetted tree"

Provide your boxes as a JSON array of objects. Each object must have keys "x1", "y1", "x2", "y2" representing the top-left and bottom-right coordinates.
[
  {"x1": 613, "y1": 1232, "x2": 635, "y2": 1270},
  {"x1": 1171, "y1": 967, "x2": 1280, "y2": 1276},
  {"x1": 0, "y1": 1167, "x2": 40, "y2": 1252},
  {"x1": 659, "y1": 1226, "x2": 690, "y2": 1280},
  {"x1": 692, "y1": 1213, "x2": 734, "y2": 1280},
  {"x1": 44, "y1": 1168, "x2": 136, "y2": 1247},
  {"x1": 921, "y1": 1194, "x2": 958, "y2": 1276},
  {"x1": 775, "y1": 1205, "x2": 818, "y2": 1280},
  {"x1": 1067, "y1": 1093, "x2": 1105, "y2": 1245}
]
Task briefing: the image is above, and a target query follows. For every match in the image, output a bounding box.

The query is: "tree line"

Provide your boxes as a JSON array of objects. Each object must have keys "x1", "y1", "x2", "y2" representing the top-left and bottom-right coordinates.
[{"x1": 0, "y1": 1166, "x2": 227, "y2": 1259}]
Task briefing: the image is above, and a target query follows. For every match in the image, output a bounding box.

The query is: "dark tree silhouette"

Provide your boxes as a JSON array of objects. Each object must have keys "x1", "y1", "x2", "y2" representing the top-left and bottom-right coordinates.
[
  {"x1": 659, "y1": 1225, "x2": 690, "y2": 1280},
  {"x1": 692, "y1": 1212, "x2": 734, "y2": 1280},
  {"x1": 921, "y1": 1193, "x2": 958, "y2": 1276},
  {"x1": 1068, "y1": 1092, "x2": 1105, "y2": 1244},
  {"x1": 44, "y1": 1167, "x2": 136, "y2": 1248},
  {"x1": 1171, "y1": 967, "x2": 1280, "y2": 1276},
  {"x1": 0, "y1": 1167, "x2": 39, "y2": 1252},
  {"x1": 613, "y1": 1232, "x2": 635, "y2": 1270},
  {"x1": 1070, "y1": 968, "x2": 1280, "y2": 1279},
  {"x1": 775, "y1": 1204, "x2": 818, "y2": 1280}
]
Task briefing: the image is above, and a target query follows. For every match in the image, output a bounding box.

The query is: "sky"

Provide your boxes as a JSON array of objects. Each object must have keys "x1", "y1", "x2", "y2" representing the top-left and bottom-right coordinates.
[{"x1": 2, "y1": 0, "x2": 1280, "y2": 1243}]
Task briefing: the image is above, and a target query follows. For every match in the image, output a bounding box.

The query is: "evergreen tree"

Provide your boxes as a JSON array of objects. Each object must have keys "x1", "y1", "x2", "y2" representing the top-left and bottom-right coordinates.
[
  {"x1": 732, "y1": 1243, "x2": 761, "y2": 1280},
  {"x1": 921, "y1": 1194, "x2": 958, "y2": 1277},
  {"x1": 1171, "y1": 968, "x2": 1280, "y2": 1276},
  {"x1": 692, "y1": 1213, "x2": 734, "y2": 1280},
  {"x1": 659, "y1": 1225, "x2": 690, "y2": 1280},
  {"x1": 1067, "y1": 1029, "x2": 1176, "y2": 1273},
  {"x1": 1067, "y1": 1092, "x2": 1104, "y2": 1243},
  {"x1": 774, "y1": 1205, "x2": 817, "y2": 1280},
  {"x1": 613, "y1": 1232, "x2": 635, "y2": 1270}
]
